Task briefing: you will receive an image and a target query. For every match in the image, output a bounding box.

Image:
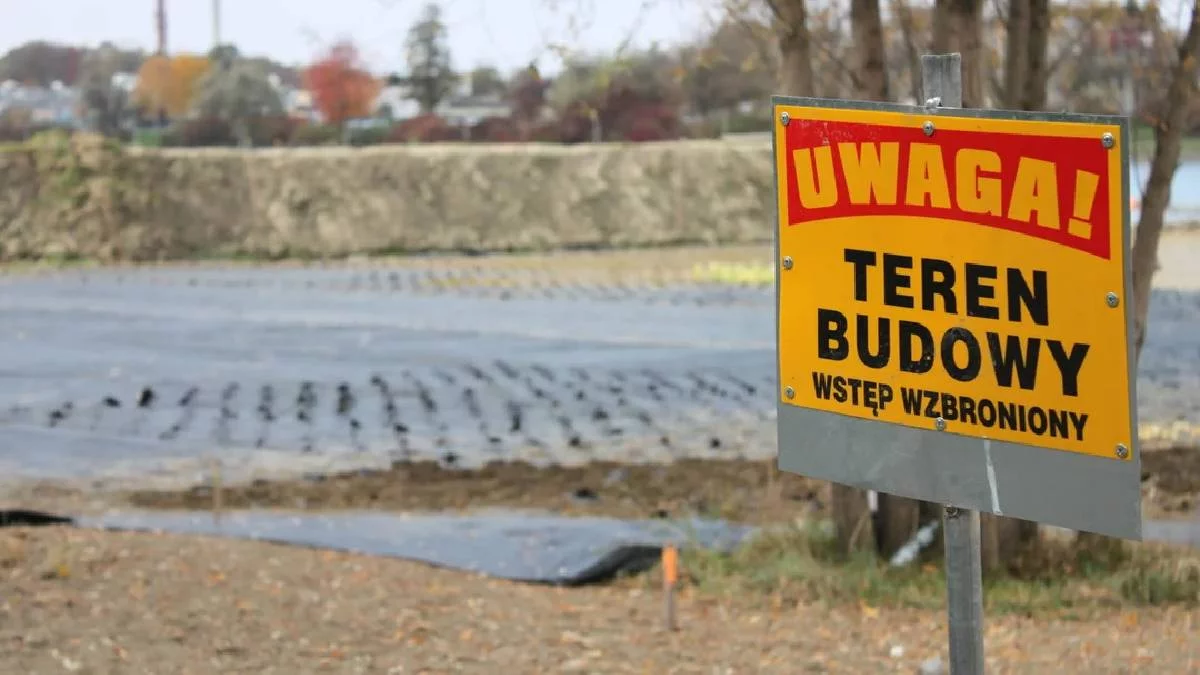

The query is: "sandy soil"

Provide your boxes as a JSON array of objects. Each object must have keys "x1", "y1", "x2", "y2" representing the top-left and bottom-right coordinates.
[
  {"x1": 1156, "y1": 227, "x2": 1200, "y2": 290},
  {"x1": 1, "y1": 526, "x2": 1196, "y2": 675},
  {"x1": 6, "y1": 446, "x2": 1195, "y2": 525}
]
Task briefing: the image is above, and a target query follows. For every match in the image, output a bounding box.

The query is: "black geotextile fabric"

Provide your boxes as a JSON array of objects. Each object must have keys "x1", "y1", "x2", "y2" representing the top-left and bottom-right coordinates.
[{"x1": 3, "y1": 509, "x2": 757, "y2": 586}]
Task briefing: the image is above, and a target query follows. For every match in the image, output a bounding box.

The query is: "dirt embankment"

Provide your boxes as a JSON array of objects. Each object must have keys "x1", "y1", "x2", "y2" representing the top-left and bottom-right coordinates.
[{"x1": 0, "y1": 134, "x2": 773, "y2": 262}]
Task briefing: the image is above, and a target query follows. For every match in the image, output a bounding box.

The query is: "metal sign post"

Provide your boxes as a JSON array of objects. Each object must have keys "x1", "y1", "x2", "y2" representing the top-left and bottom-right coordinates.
[{"x1": 923, "y1": 53, "x2": 986, "y2": 675}]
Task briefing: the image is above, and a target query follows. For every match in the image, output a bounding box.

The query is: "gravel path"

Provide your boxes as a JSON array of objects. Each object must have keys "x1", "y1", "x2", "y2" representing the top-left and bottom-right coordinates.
[{"x1": 2, "y1": 526, "x2": 1197, "y2": 674}]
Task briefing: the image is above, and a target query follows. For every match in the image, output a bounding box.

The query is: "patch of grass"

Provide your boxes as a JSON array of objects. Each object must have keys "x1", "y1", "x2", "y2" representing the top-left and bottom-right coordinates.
[
  {"x1": 675, "y1": 521, "x2": 1200, "y2": 616},
  {"x1": 690, "y1": 261, "x2": 774, "y2": 286}
]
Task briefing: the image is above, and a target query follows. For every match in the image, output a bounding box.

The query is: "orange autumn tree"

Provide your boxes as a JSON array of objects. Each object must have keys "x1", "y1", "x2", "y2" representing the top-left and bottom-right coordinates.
[
  {"x1": 303, "y1": 41, "x2": 380, "y2": 128},
  {"x1": 133, "y1": 54, "x2": 211, "y2": 118}
]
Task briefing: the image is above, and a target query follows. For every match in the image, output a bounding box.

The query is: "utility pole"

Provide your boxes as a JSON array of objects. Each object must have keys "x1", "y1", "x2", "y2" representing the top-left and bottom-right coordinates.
[
  {"x1": 155, "y1": 0, "x2": 168, "y2": 126},
  {"x1": 155, "y1": 0, "x2": 167, "y2": 55},
  {"x1": 212, "y1": 0, "x2": 222, "y2": 49}
]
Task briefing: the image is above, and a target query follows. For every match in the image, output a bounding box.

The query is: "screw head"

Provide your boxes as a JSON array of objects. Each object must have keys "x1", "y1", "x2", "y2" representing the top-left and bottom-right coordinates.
[
  {"x1": 781, "y1": 256, "x2": 793, "y2": 270},
  {"x1": 780, "y1": 111, "x2": 790, "y2": 126},
  {"x1": 935, "y1": 417, "x2": 946, "y2": 431},
  {"x1": 1116, "y1": 443, "x2": 1129, "y2": 459},
  {"x1": 1106, "y1": 292, "x2": 1120, "y2": 308},
  {"x1": 1102, "y1": 132, "x2": 1114, "y2": 149},
  {"x1": 784, "y1": 386, "x2": 795, "y2": 400},
  {"x1": 922, "y1": 121, "x2": 935, "y2": 137}
]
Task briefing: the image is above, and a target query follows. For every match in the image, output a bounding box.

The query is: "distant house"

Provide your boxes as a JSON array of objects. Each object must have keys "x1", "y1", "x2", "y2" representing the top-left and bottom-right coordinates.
[
  {"x1": 267, "y1": 74, "x2": 318, "y2": 122},
  {"x1": 110, "y1": 72, "x2": 138, "y2": 94},
  {"x1": 371, "y1": 78, "x2": 512, "y2": 125},
  {"x1": 374, "y1": 85, "x2": 420, "y2": 120},
  {"x1": 283, "y1": 89, "x2": 319, "y2": 122},
  {"x1": 0, "y1": 80, "x2": 83, "y2": 128},
  {"x1": 436, "y1": 94, "x2": 511, "y2": 126}
]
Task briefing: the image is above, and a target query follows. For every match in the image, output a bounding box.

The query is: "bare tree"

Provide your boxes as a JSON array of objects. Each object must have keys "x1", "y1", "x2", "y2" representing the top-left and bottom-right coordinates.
[
  {"x1": 1021, "y1": 0, "x2": 1050, "y2": 110},
  {"x1": 892, "y1": 0, "x2": 926, "y2": 103},
  {"x1": 846, "y1": 0, "x2": 928, "y2": 562},
  {"x1": 851, "y1": 0, "x2": 891, "y2": 101},
  {"x1": 933, "y1": 0, "x2": 986, "y2": 106},
  {"x1": 767, "y1": 0, "x2": 815, "y2": 95},
  {"x1": 1003, "y1": 0, "x2": 1030, "y2": 108},
  {"x1": 1132, "y1": 0, "x2": 1200, "y2": 361}
]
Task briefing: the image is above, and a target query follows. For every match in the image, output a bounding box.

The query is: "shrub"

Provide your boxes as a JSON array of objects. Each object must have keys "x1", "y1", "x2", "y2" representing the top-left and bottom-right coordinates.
[
  {"x1": 388, "y1": 114, "x2": 460, "y2": 143},
  {"x1": 469, "y1": 116, "x2": 520, "y2": 142},
  {"x1": 557, "y1": 101, "x2": 594, "y2": 144},
  {"x1": 616, "y1": 102, "x2": 682, "y2": 142},
  {"x1": 529, "y1": 121, "x2": 564, "y2": 143},
  {"x1": 168, "y1": 117, "x2": 234, "y2": 147},
  {"x1": 347, "y1": 125, "x2": 390, "y2": 146},
  {"x1": 248, "y1": 116, "x2": 304, "y2": 146},
  {"x1": 290, "y1": 123, "x2": 340, "y2": 146}
]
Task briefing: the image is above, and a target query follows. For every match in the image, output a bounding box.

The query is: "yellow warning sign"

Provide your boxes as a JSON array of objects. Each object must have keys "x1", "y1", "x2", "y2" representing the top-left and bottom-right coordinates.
[{"x1": 775, "y1": 104, "x2": 1133, "y2": 459}]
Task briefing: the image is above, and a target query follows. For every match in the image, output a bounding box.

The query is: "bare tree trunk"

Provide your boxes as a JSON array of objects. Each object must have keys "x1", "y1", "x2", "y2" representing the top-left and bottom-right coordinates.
[
  {"x1": 769, "y1": 0, "x2": 815, "y2": 95},
  {"x1": 851, "y1": 0, "x2": 891, "y2": 101},
  {"x1": 832, "y1": 485, "x2": 875, "y2": 558},
  {"x1": 770, "y1": 0, "x2": 874, "y2": 560},
  {"x1": 1020, "y1": 0, "x2": 1050, "y2": 111},
  {"x1": 1133, "y1": 0, "x2": 1200, "y2": 362},
  {"x1": 933, "y1": 0, "x2": 985, "y2": 107},
  {"x1": 893, "y1": 0, "x2": 925, "y2": 104},
  {"x1": 934, "y1": 0, "x2": 1038, "y2": 569},
  {"x1": 999, "y1": 0, "x2": 1053, "y2": 555},
  {"x1": 1004, "y1": 0, "x2": 1030, "y2": 108},
  {"x1": 848, "y1": 0, "x2": 924, "y2": 561}
]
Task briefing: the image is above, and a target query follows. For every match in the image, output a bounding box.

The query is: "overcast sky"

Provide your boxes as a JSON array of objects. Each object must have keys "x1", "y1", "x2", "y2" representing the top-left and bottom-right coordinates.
[
  {"x1": 4, "y1": 1, "x2": 1194, "y2": 77},
  {"x1": 0, "y1": 0, "x2": 717, "y2": 75}
]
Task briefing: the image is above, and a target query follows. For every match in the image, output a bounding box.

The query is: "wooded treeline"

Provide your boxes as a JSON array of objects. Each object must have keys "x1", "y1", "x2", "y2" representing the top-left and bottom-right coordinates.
[{"x1": 758, "y1": 0, "x2": 1200, "y2": 571}]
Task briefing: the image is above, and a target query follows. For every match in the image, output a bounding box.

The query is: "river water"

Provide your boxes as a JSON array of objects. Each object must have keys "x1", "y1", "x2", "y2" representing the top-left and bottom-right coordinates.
[{"x1": 1131, "y1": 160, "x2": 1200, "y2": 225}]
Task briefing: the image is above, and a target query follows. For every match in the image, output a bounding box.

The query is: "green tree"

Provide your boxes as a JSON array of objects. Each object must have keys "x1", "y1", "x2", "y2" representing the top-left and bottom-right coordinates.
[
  {"x1": 191, "y1": 46, "x2": 283, "y2": 147},
  {"x1": 78, "y1": 44, "x2": 132, "y2": 136},
  {"x1": 468, "y1": 65, "x2": 506, "y2": 98},
  {"x1": 404, "y1": 2, "x2": 457, "y2": 113}
]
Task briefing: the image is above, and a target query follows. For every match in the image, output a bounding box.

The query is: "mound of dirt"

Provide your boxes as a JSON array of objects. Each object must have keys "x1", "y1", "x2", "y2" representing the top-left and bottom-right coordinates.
[
  {"x1": 0, "y1": 139, "x2": 774, "y2": 261},
  {"x1": 120, "y1": 458, "x2": 823, "y2": 524},
  {"x1": 106, "y1": 445, "x2": 1200, "y2": 523},
  {"x1": 1143, "y1": 445, "x2": 1200, "y2": 516}
]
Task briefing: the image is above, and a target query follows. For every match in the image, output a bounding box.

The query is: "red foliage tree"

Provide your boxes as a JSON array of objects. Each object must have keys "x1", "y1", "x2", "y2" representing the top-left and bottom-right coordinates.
[
  {"x1": 598, "y1": 84, "x2": 682, "y2": 142},
  {"x1": 303, "y1": 41, "x2": 380, "y2": 128},
  {"x1": 509, "y1": 65, "x2": 549, "y2": 139},
  {"x1": 553, "y1": 82, "x2": 683, "y2": 144}
]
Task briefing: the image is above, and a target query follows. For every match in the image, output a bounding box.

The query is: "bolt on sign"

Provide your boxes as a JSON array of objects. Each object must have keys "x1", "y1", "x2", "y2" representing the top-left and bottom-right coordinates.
[{"x1": 772, "y1": 96, "x2": 1142, "y2": 540}]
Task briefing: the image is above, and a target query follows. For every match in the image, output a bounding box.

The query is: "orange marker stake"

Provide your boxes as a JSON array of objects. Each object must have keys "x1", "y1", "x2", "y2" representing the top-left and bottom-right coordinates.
[{"x1": 662, "y1": 544, "x2": 679, "y2": 631}]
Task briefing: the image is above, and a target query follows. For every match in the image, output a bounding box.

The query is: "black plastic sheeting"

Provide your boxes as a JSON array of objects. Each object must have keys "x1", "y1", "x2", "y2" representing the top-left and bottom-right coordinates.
[
  {"x1": 2, "y1": 268, "x2": 1197, "y2": 487},
  {"x1": 0, "y1": 509, "x2": 74, "y2": 527},
  {"x1": 69, "y1": 509, "x2": 757, "y2": 585}
]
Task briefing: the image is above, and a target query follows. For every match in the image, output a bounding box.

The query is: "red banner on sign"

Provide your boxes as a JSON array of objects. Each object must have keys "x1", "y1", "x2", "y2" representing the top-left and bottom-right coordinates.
[{"x1": 782, "y1": 119, "x2": 1114, "y2": 260}]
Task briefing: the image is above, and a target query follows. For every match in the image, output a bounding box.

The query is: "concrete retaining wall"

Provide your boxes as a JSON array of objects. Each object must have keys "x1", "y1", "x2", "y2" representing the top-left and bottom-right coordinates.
[{"x1": 0, "y1": 134, "x2": 776, "y2": 261}]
